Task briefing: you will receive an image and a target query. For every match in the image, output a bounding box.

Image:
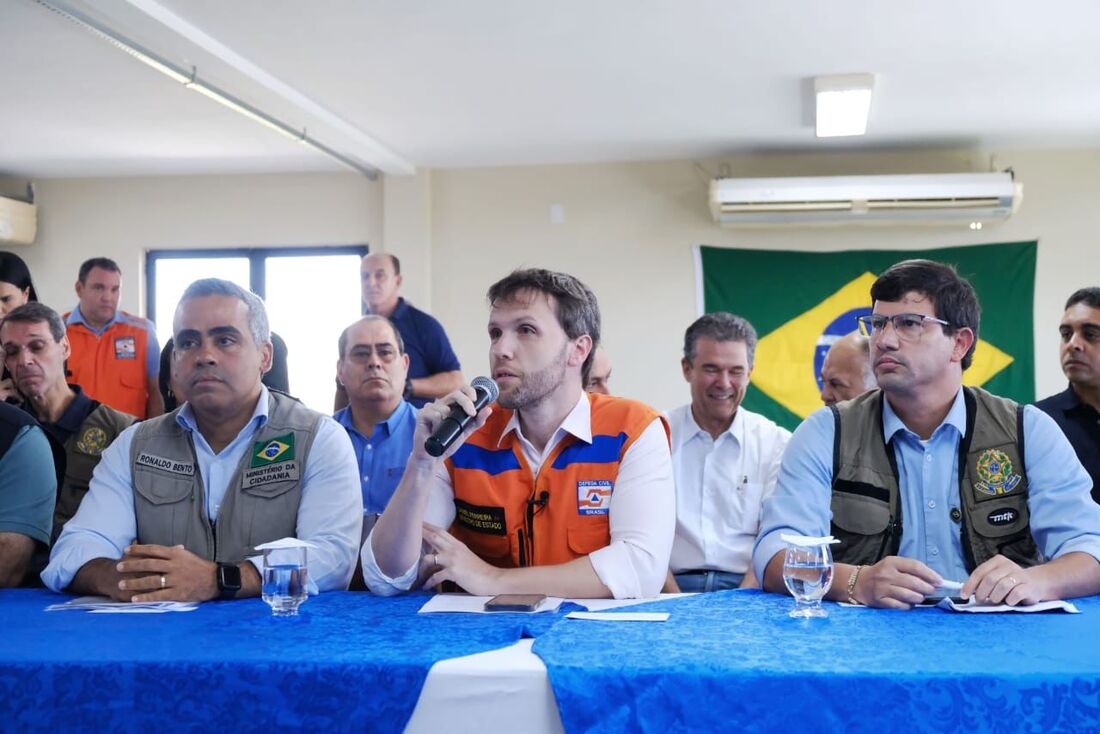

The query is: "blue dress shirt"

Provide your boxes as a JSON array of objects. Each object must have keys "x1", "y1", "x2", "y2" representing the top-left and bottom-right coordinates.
[
  {"x1": 334, "y1": 400, "x2": 418, "y2": 515},
  {"x1": 754, "y1": 389, "x2": 1100, "y2": 584},
  {"x1": 387, "y1": 298, "x2": 461, "y2": 408},
  {"x1": 42, "y1": 386, "x2": 362, "y2": 594}
]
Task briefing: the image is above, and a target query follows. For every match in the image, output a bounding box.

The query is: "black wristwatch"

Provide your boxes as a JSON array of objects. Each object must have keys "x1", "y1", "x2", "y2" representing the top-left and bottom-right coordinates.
[{"x1": 216, "y1": 562, "x2": 242, "y2": 600}]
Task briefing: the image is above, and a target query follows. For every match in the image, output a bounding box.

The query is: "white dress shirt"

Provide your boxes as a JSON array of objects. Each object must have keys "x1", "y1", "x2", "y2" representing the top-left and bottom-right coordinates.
[
  {"x1": 362, "y1": 391, "x2": 676, "y2": 598},
  {"x1": 43, "y1": 386, "x2": 363, "y2": 594},
  {"x1": 668, "y1": 403, "x2": 790, "y2": 575}
]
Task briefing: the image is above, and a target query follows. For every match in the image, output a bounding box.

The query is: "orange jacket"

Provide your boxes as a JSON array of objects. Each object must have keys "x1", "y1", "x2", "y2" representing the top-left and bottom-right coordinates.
[
  {"x1": 445, "y1": 392, "x2": 666, "y2": 568},
  {"x1": 64, "y1": 310, "x2": 154, "y2": 419}
]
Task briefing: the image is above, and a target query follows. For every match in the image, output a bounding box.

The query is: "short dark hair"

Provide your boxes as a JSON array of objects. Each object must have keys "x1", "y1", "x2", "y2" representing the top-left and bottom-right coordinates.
[
  {"x1": 487, "y1": 269, "x2": 600, "y2": 383},
  {"x1": 338, "y1": 315, "x2": 405, "y2": 359},
  {"x1": 78, "y1": 257, "x2": 121, "y2": 284},
  {"x1": 177, "y1": 278, "x2": 270, "y2": 346},
  {"x1": 0, "y1": 302, "x2": 65, "y2": 342},
  {"x1": 1065, "y1": 287, "x2": 1100, "y2": 311},
  {"x1": 870, "y1": 259, "x2": 980, "y2": 370},
  {"x1": 683, "y1": 312, "x2": 758, "y2": 366}
]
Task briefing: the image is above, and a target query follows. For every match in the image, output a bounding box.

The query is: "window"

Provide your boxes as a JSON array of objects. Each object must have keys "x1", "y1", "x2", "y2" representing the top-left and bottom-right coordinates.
[{"x1": 146, "y1": 245, "x2": 367, "y2": 413}]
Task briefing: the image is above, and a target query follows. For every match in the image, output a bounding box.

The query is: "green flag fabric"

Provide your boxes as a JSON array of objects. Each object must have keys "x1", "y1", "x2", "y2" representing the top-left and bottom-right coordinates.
[{"x1": 696, "y1": 241, "x2": 1037, "y2": 431}]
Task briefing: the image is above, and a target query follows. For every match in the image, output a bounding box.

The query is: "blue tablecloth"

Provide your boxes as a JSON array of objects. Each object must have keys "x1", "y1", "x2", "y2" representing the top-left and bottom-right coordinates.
[
  {"x1": 0, "y1": 589, "x2": 539, "y2": 734},
  {"x1": 532, "y1": 589, "x2": 1100, "y2": 734}
]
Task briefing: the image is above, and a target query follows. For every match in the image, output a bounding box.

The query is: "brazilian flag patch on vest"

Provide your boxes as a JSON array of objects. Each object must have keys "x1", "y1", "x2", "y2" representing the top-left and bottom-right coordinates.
[{"x1": 252, "y1": 433, "x2": 295, "y2": 467}]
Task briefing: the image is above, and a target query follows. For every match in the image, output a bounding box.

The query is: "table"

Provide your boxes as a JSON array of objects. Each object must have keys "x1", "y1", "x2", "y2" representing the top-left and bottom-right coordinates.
[
  {"x1": 5, "y1": 588, "x2": 1100, "y2": 733},
  {"x1": 532, "y1": 589, "x2": 1100, "y2": 733}
]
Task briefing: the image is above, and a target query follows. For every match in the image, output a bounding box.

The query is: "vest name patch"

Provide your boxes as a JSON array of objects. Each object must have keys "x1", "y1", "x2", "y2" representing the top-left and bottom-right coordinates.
[
  {"x1": 987, "y1": 508, "x2": 1019, "y2": 527},
  {"x1": 136, "y1": 452, "x2": 194, "y2": 476},
  {"x1": 244, "y1": 461, "x2": 300, "y2": 488},
  {"x1": 455, "y1": 499, "x2": 506, "y2": 536},
  {"x1": 577, "y1": 480, "x2": 612, "y2": 515},
  {"x1": 114, "y1": 336, "x2": 137, "y2": 360}
]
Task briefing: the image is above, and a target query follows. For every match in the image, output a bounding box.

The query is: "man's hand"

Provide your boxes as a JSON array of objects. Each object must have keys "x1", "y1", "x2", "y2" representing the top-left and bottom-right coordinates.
[
  {"x1": 115, "y1": 543, "x2": 218, "y2": 603},
  {"x1": 962, "y1": 555, "x2": 1044, "y2": 606},
  {"x1": 411, "y1": 386, "x2": 491, "y2": 464},
  {"x1": 852, "y1": 556, "x2": 942, "y2": 610},
  {"x1": 421, "y1": 522, "x2": 502, "y2": 595}
]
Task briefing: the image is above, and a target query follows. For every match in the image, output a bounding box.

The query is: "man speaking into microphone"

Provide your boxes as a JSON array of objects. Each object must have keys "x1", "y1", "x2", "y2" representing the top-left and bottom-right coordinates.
[{"x1": 362, "y1": 269, "x2": 674, "y2": 599}]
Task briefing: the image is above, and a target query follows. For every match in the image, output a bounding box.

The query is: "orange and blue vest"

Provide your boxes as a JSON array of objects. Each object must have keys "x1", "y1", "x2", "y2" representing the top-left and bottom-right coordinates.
[
  {"x1": 445, "y1": 393, "x2": 667, "y2": 569},
  {"x1": 64, "y1": 308, "x2": 158, "y2": 420}
]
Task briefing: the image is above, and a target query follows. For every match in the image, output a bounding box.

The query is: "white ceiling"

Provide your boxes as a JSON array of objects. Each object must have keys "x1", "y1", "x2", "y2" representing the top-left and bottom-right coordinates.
[{"x1": 3, "y1": 0, "x2": 1100, "y2": 178}]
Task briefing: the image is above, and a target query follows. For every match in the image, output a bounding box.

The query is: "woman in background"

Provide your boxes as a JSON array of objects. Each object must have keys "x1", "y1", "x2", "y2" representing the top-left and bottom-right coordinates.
[{"x1": 0, "y1": 251, "x2": 39, "y2": 401}]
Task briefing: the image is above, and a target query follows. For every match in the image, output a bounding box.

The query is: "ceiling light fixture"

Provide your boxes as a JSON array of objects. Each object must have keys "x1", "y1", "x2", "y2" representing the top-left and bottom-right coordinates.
[
  {"x1": 34, "y1": 0, "x2": 379, "y2": 179},
  {"x1": 814, "y1": 74, "x2": 875, "y2": 138}
]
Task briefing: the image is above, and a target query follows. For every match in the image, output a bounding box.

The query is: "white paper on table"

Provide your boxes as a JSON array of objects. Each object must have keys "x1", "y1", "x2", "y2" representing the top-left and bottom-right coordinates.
[
  {"x1": 937, "y1": 597, "x2": 1080, "y2": 613},
  {"x1": 45, "y1": 595, "x2": 199, "y2": 613},
  {"x1": 566, "y1": 611, "x2": 669, "y2": 622},
  {"x1": 418, "y1": 594, "x2": 564, "y2": 614},
  {"x1": 573, "y1": 592, "x2": 694, "y2": 611},
  {"x1": 253, "y1": 538, "x2": 318, "y2": 550}
]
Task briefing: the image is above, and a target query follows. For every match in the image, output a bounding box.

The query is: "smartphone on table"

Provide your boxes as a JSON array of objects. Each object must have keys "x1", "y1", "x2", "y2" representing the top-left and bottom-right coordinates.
[{"x1": 483, "y1": 594, "x2": 547, "y2": 612}]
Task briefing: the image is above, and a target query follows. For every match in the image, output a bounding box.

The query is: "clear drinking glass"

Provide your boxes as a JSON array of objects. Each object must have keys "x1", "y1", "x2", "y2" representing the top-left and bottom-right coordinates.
[
  {"x1": 262, "y1": 546, "x2": 309, "y2": 617},
  {"x1": 782, "y1": 541, "x2": 834, "y2": 618}
]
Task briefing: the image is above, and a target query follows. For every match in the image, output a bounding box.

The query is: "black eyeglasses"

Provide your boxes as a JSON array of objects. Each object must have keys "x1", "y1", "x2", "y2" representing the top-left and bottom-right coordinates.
[{"x1": 857, "y1": 313, "x2": 950, "y2": 342}]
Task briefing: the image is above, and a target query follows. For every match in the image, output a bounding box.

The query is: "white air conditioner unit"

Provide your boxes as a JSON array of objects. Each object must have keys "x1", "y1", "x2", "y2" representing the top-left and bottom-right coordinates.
[
  {"x1": 709, "y1": 172, "x2": 1021, "y2": 227},
  {"x1": 0, "y1": 196, "x2": 37, "y2": 245}
]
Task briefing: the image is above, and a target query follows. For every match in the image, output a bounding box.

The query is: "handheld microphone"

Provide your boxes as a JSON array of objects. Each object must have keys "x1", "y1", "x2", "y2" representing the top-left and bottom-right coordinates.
[{"x1": 424, "y1": 376, "x2": 499, "y2": 457}]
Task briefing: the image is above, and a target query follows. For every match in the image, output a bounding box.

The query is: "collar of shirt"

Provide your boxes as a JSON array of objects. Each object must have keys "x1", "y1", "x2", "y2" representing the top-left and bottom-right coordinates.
[
  {"x1": 176, "y1": 384, "x2": 270, "y2": 454},
  {"x1": 674, "y1": 403, "x2": 743, "y2": 450},
  {"x1": 335, "y1": 399, "x2": 412, "y2": 440},
  {"x1": 882, "y1": 387, "x2": 967, "y2": 443},
  {"x1": 498, "y1": 390, "x2": 591, "y2": 471},
  {"x1": 390, "y1": 297, "x2": 410, "y2": 320},
  {"x1": 53, "y1": 384, "x2": 94, "y2": 434},
  {"x1": 1055, "y1": 384, "x2": 1098, "y2": 415},
  {"x1": 65, "y1": 306, "x2": 120, "y2": 336}
]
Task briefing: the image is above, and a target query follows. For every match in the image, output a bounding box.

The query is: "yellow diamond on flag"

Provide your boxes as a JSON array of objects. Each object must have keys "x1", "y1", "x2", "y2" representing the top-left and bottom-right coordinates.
[{"x1": 752, "y1": 272, "x2": 1015, "y2": 420}]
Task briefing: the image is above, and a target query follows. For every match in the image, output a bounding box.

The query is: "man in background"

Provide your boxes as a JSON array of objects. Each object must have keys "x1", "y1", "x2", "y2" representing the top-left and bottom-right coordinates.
[
  {"x1": 585, "y1": 347, "x2": 612, "y2": 395},
  {"x1": 356, "y1": 252, "x2": 462, "y2": 407},
  {"x1": 64, "y1": 258, "x2": 163, "y2": 419},
  {"x1": 334, "y1": 315, "x2": 417, "y2": 542},
  {"x1": 1, "y1": 302, "x2": 134, "y2": 543},
  {"x1": 668, "y1": 312, "x2": 790, "y2": 592},
  {"x1": 1036, "y1": 287, "x2": 1100, "y2": 503},
  {"x1": 819, "y1": 332, "x2": 876, "y2": 405}
]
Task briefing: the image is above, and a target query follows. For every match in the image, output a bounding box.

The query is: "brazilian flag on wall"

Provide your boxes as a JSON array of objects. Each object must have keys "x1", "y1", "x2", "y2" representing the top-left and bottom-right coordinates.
[{"x1": 697, "y1": 241, "x2": 1037, "y2": 431}]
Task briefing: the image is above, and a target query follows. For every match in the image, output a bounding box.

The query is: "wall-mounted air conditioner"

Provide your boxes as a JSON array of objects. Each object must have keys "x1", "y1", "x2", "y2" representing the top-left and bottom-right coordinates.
[
  {"x1": 709, "y1": 172, "x2": 1021, "y2": 227},
  {"x1": 0, "y1": 196, "x2": 37, "y2": 245}
]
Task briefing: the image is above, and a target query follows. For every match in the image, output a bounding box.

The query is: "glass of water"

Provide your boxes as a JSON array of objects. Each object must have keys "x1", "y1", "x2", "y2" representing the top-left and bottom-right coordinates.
[
  {"x1": 782, "y1": 540, "x2": 834, "y2": 618},
  {"x1": 262, "y1": 545, "x2": 309, "y2": 617}
]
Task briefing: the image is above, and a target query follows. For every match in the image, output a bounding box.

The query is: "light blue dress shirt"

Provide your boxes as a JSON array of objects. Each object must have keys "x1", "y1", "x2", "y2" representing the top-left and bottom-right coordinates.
[
  {"x1": 43, "y1": 386, "x2": 362, "y2": 594},
  {"x1": 754, "y1": 389, "x2": 1100, "y2": 584},
  {"x1": 333, "y1": 400, "x2": 418, "y2": 515}
]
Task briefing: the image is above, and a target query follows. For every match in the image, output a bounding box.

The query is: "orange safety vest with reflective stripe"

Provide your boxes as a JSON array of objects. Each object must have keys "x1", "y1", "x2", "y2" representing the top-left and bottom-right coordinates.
[
  {"x1": 64, "y1": 311, "x2": 154, "y2": 419},
  {"x1": 445, "y1": 393, "x2": 667, "y2": 569}
]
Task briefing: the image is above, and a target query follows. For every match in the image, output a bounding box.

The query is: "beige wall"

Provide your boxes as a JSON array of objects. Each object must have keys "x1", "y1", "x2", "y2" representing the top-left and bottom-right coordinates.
[
  {"x1": 7, "y1": 171, "x2": 382, "y2": 317},
  {"x1": 7, "y1": 150, "x2": 1096, "y2": 415},
  {"x1": 422, "y1": 149, "x2": 1100, "y2": 412}
]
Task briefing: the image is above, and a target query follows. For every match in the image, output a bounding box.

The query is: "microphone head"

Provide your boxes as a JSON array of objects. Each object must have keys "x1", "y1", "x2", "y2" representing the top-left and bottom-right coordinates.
[{"x1": 471, "y1": 376, "x2": 499, "y2": 404}]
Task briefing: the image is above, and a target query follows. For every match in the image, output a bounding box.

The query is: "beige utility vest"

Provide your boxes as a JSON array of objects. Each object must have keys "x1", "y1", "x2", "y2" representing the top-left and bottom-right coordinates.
[
  {"x1": 129, "y1": 391, "x2": 323, "y2": 563},
  {"x1": 830, "y1": 387, "x2": 1041, "y2": 570},
  {"x1": 54, "y1": 403, "x2": 136, "y2": 542}
]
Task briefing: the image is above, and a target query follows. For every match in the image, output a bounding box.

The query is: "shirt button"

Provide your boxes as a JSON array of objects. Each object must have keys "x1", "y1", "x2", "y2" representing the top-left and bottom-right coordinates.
[
  {"x1": 930, "y1": 547, "x2": 939, "y2": 556},
  {"x1": 925, "y1": 454, "x2": 932, "y2": 462},
  {"x1": 362, "y1": 475, "x2": 369, "y2": 482},
  {"x1": 927, "y1": 500, "x2": 936, "y2": 509},
  {"x1": 367, "y1": 444, "x2": 373, "y2": 451}
]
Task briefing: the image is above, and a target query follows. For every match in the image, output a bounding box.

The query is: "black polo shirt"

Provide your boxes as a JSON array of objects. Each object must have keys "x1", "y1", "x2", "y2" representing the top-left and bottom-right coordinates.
[{"x1": 1035, "y1": 385, "x2": 1100, "y2": 504}]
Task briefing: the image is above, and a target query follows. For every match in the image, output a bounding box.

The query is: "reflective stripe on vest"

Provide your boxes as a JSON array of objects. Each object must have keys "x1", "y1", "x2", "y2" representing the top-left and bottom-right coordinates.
[
  {"x1": 65, "y1": 313, "x2": 152, "y2": 419},
  {"x1": 446, "y1": 393, "x2": 667, "y2": 570}
]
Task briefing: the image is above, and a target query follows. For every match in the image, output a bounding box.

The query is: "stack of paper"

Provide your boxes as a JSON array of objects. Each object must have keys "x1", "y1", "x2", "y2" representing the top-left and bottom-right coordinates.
[{"x1": 45, "y1": 595, "x2": 199, "y2": 613}]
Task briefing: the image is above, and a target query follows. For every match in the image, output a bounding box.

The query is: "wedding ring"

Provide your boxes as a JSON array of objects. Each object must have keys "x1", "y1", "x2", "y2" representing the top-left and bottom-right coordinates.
[
  {"x1": 160, "y1": 574, "x2": 167, "y2": 589},
  {"x1": 432, "y1": 553, "x2": 439, "y2": 566},
  {"x1": 1007, "y1": 576, "x2": 1017, "y2": 586}
]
